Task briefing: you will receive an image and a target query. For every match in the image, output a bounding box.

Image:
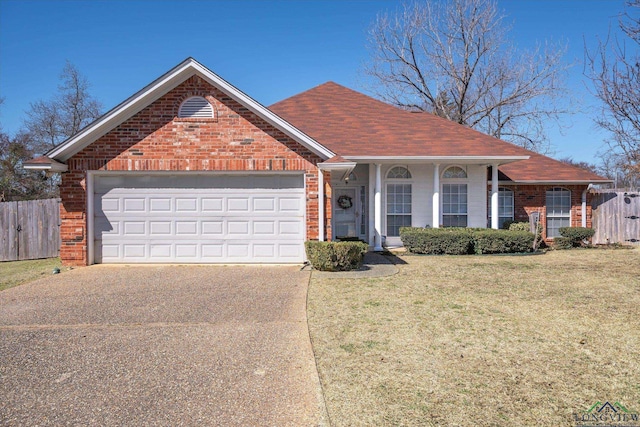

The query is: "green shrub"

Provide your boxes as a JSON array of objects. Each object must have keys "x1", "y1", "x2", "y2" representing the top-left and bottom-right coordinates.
[
  {"x1": 501, "y1": 220, "x2": 514, "y2": 230},
  {"x1": 305, "y1": 241, "x2": 369, "y2": 271},
  {"x1": 559, "y1": 227, "x2": 595, "y2": 247},
  {"x1": 473, "y1": 229, "x2": 535, "y2": 254},
  {"x1": 507, "y1": 221, "x2": 545, "y2": 250},
  {"x1": 401, "y1": 227, "x2": 535, "y2": 255},
  {"x1": 506, "y1": 221, "x2": 530, "y2": 232},
  {"x1": 400, "y1": 227, "x2": 474, "y2": 255},
  {"x1": 552, "y1": 237, "x2": 574, "y2": 250},
  {"x1": 507, "y1": 221, "x2": 544, "y2": 236}
]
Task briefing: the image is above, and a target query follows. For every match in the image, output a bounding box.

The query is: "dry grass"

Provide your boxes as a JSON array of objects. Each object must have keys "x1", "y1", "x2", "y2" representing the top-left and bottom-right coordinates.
[
  {"x1": 307, "y1": 248, "x2": 640, "y2": 426},
  {"x1": 0, "y1": 258, "x2": 62, "y2": 291}
]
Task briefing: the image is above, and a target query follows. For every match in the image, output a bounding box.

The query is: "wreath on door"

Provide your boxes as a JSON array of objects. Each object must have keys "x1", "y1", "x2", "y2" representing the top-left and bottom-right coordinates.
[{"x1": 337, "y1": 195, "x2": 353, "y2": 209}]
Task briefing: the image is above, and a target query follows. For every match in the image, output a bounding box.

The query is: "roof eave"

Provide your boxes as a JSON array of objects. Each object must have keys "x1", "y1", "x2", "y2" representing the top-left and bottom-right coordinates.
[
  {"x1": 342, "y1": 155, "x2": 530, "y2": 165},
  {"x1": 498, "y1": 179, "x2": 614, "y2": 185},
  {"x1": 23, "y1": 160, "x2": 68, "y2": 173},
  {"x1": 318, "y1": 161, "x2": 357, "y2": 170}
]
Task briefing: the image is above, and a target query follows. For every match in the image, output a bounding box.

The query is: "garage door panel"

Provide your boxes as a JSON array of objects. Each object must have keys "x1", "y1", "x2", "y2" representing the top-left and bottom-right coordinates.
[
  {"x1": 253, "y1": 221, "x2": 275, "y2": 235},
  {"x1": 150, "y1": 244, "x2": 172, "y2": 258},
  {"x1": 227, "y1": 198, "x2": 250, "y2": 212},
  {"x1": 150, "y1": 221, "x2": 172, "y2": 235},
  {"x1": 94, "y1": 174, "x2": 305, "y2": 263},
  {"x1": 150, "y1": 198, "x2": 172, "y2": 212},
  {"x1": 279, "y1": 221, "x2": 301, "y2": 235},
  {"x1": 279, "y1": 244, "x2": 304, "y2": 258},
  {"x1": 101, "y1": 198, "x2": 120, "y2": 213},
  {"x1": 123, "y1": 221, "x2": 146, "y2": 235},
  {"x1": 253, "y1": 244, "x2": 275, "y2": 257},
  {"x1": 279, "y1": 198, "x2": 302, "y2": 212},
  {"x1": 202, "y1": 244, "x2": 224, "y2": 258},
  {"x1": 228, "y1": 221, "x2": 250, "y2": 235},
  {"x1": 176, "y1": 221, "x2": 198, "y2": 235},
  {"x1": 227, "y1": 244, "x2": 250, "y2": 258},
  {"x1": 123, "y1": 244, "x2": 146, "y2": 258},
  {"x1": 175, "y1": 244, "x2": 198, "y2": 258},
  {"x1": 100, "y1": 244, "x2": 119, "y2": 259},
  {"x1": 176, "y1": 198, "x2": 198, "y2": 212},
  {"x1": 123, "y1": 198, "x2": 145, "y2": 212},
  {"x1": 202, "y1": 221, "x2": 223, "y2": 235},
  {"x1": 253, "y1": 198, "x2": 275, "y2": 212},
  {"x1": 202, "y1": 198, "x2": 223, "y2": 212}
]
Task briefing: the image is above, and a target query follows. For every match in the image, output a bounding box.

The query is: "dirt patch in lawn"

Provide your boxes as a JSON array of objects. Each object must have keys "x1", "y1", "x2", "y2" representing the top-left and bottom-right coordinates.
[
  {"x1": 307, "y1": 248, "x2": 640, "y2": 426},
  {"x1": 0, "y1": 258, "x2": 62, "y2": 291}
]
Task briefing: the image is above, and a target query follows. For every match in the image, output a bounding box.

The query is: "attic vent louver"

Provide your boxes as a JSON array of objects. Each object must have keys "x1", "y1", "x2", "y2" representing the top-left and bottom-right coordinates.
[{"x1": 178, "y1": 96, "x2": 214, "y2": 118}]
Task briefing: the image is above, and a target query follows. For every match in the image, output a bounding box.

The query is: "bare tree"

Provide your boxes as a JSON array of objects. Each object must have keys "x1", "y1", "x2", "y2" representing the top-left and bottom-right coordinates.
[
  {"x1": 0, "y1": 130, "x2": 52, "y2": 201},
  {"x1": 23, "y1": 61, "x2": 102, "y2": 155},
  {"x1": 559, "y1": 157, "x2": 602, "y2": 176},
  {"x1": 365, "y1": 0, "x2": 572, "y2": 153},
  {"x1": 585, "y1": 0, "x2": 640, "y2": 185},
  {"x1": 0, "y1": 63, "x2": 103, "y2": 200},
  {"x1": 599, "y1": 150, "x2": 640, "y2": 189}
]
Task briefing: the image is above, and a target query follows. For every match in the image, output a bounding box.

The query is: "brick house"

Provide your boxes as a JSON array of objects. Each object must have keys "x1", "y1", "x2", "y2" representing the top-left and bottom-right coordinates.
[{"x1": 25, "y1": 58, "x2": 610, "y2": 265}]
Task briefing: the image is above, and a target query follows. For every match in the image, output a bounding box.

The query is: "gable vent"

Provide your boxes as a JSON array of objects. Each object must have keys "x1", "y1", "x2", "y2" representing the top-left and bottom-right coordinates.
[{"x1": 178, "y1": 96, "x2": 214, "y2": 118}]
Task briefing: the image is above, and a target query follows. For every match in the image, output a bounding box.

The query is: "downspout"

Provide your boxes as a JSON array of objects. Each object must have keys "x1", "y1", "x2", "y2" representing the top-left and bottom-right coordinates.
[{"x1": 582, "y1": 184, "x2": 594, "y2": 228}]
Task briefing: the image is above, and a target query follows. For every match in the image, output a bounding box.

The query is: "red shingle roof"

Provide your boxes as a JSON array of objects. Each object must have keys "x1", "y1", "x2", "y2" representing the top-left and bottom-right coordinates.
[
  {"x1": 270, "y1": 82, "x2": 609, "y2": 183},
  {"x1": 498, "y1": 151, "x2": 608, "y2": 182}
]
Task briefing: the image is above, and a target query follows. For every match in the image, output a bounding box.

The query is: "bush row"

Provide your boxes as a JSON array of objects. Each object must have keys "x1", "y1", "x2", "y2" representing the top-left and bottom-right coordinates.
[
  {"x1": 305, "y1": 241, "x2": 369, "y2": 271},
  {"x1": 400, "y1": 227, "x2": 535, "y2": 255}
]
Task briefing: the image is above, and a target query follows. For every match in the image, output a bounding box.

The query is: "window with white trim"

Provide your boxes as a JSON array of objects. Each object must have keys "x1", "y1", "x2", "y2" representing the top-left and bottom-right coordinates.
[
  {"x1": 442, "y1": 166, "x2": 467, "y2": 179},
  {"x1": 178, "y1": 96, "x2": 214, "y2": 118},
  {"x1": 387, "y1": 166, "x2": 412, "y2": 179},
  {"x1": 546, "y1": 187, "x2": 571, "y2": 238},
  {"x1": 443, "y1": 183, "x2": 468, "y2": 227},
  {"x1": 488, "y1": 188, "x2": 514, "y2": 229},
  {"x1": 386, "y1": 167, "x2": 411, "y2": 236},
  {"x1": 442, "y1": 166, "x2": 468, "y2": 227}
]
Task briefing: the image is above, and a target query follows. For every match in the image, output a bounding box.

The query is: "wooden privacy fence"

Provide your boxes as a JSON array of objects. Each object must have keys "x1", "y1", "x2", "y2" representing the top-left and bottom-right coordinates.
[
  {"x1": 0, "y1": 198, "x2": 61, "y2": 261},
  {"x1": 591, "y1": 190, "x2": 640, "y2": 245}
]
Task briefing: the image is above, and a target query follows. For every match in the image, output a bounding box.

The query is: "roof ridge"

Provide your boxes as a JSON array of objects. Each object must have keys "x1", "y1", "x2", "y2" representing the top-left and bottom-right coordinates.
[{"x1": 270, "y1": 81, "x2": 405, "y2": 114}]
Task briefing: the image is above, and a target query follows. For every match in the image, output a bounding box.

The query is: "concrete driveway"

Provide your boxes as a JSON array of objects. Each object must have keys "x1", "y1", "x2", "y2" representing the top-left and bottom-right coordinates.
[{"x1": 0, "y1": 265, "x2": 326, "y2": 426}]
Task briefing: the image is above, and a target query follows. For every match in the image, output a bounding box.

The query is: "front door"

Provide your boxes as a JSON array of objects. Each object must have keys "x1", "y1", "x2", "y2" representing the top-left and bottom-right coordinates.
[{"x1": 333, "y1": 187, "x2": 358, "y2": 239}]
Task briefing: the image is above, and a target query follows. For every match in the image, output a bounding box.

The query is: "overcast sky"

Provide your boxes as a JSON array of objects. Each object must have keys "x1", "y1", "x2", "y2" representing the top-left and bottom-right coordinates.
[{"x1": 0, "y1": 0, "x2": 629, "y2": 163}]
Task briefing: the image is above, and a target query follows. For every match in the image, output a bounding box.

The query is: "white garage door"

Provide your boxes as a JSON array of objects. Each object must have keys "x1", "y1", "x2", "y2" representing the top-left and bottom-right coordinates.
[{"x1": 93, "y1": 174, "x2": 305, "y2": 264}]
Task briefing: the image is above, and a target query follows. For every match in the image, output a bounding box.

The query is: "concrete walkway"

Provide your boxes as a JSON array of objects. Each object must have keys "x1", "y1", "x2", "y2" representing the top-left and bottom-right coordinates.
[{"x1": 0, "y1": 265, "x2": 326, "y2": 426}]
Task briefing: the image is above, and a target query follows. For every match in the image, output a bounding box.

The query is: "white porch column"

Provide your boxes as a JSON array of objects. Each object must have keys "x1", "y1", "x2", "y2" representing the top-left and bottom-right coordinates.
[
  {"x1": 368, "y1": 164, "x2": 376, "y2": 246},
  {"x1": 374, "y1": 163, "x2": 383, "y2": 251},
  {"x1": 432, "y1": 164, "x2": 440, "y2": 228},
  {"x1": 318, "y1": 168, "x2": 324, "y2": 241},
  {"x1": 491, "y1": 163, "x2": 499, "y2": 229}
]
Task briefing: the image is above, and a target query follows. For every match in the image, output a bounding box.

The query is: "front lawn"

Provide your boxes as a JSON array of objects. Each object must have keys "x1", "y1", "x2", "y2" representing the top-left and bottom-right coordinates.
[
  {"x1": 307, "y1": 248, "x2": 640, "y2": 426},
  {"x1": 0, "y1": 258, "x2": 62, "y2": 291}
]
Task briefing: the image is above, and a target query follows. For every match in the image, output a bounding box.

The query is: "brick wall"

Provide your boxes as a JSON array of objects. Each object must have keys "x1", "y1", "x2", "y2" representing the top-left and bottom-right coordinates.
[
  {"x1": 496, "y1": 184, "x2": 592, "y2": 241},
  {"x1": 60, "y1": 75, "x2": 329, "y2": 265}
]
